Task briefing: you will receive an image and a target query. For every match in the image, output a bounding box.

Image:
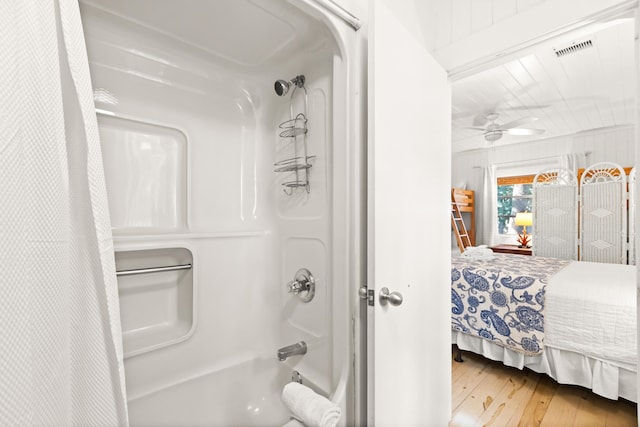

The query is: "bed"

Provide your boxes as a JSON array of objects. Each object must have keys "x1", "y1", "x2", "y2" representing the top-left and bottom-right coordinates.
[{"x1": 451, "y1": 253, "x2": 637, "y2": 402}]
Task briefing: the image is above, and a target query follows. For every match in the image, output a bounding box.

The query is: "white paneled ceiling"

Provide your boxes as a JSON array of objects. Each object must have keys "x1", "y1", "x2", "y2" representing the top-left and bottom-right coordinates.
[{"x1": 451, "y1": 17, "x2": 635, "y2": 153}]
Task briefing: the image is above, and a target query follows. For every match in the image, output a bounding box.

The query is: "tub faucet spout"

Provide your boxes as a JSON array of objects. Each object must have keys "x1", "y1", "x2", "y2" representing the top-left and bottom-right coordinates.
[{"x1": 277, "y1": 341, "x2": 307, "y2": 361}]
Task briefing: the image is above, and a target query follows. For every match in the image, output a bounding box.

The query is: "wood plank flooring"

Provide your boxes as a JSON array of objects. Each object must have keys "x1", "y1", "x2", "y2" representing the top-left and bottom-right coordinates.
[{"x1": 451, "y1": 350, "x2": 637, "y2": 426}]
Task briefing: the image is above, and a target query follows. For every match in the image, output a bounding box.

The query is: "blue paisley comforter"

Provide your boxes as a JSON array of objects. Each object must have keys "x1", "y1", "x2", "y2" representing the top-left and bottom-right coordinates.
[{"x1": 451, "y1": 254, "x2": 569, "y2": 355}]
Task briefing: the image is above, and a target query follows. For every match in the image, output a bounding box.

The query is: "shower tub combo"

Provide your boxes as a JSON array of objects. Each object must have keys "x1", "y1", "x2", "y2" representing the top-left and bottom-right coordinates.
[{"x1": 79, "y1": 1, "x2": 361, "y2": 425}]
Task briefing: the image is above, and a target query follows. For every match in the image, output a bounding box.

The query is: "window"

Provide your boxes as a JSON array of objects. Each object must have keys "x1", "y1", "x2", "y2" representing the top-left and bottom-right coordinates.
[{"x1": 497, "y1": 175, "x2": 534, "y2": 235}]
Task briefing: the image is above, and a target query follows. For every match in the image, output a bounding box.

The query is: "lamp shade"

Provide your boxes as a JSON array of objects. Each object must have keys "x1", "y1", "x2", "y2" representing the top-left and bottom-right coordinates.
[{"x1": 514, "y1": 212, "x2": 533, "y2": 227}]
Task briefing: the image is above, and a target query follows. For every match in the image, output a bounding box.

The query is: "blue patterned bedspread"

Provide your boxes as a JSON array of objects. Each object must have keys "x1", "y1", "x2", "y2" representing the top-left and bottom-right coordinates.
[{"x1": 451, "y1": 254, "x2": 570, "y2": 355}]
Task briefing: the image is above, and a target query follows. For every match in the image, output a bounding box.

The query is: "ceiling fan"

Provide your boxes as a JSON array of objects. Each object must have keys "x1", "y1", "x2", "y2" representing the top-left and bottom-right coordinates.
[{"x1": 466, "y1": 113, "x2": 545, "y2": 142}]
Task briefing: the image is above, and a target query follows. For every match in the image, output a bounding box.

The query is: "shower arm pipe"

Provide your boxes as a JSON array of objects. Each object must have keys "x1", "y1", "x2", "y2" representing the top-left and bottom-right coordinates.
[{"x1": 296, "y1": 0, "x2": 362, "y2": 31}]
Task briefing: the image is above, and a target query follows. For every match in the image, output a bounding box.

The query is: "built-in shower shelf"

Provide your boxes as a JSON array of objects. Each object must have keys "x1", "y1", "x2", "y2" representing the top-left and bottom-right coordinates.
[{"x1": 115, "y1": 247, "x2": 194, "y2": 358}]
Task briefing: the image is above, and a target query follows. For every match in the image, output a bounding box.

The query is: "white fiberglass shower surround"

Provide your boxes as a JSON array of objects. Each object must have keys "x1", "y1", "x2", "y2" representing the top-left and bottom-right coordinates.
[{"x1": 79, "y1": 1, "x2": 359, "y2": 425}]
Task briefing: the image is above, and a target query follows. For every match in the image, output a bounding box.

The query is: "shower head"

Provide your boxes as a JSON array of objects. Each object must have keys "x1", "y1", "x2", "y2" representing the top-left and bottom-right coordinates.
[
  {"x1": 274, "y1": 75, "x2": 305, "y2": 96},
  {"x1": 274, "y1": 80, "x2": 290, "y2": 96}
]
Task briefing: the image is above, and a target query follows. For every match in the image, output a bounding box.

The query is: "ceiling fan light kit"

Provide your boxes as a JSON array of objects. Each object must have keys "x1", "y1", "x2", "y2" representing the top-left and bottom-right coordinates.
[{"x1": 484, "y1": 130, "x2": 503, "y2": 142}]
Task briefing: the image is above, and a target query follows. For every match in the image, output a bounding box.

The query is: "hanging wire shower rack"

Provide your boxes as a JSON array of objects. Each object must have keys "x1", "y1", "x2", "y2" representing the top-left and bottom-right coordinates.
[{"x1": 274, "y1": 76, "x2": 313, "y2": 195}]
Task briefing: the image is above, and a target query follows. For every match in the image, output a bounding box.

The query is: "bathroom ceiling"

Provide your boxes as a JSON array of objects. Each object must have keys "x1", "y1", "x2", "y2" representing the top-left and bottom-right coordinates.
[
  {"x1": 451, "y1": 17, "x2": 635, "y2": 153},
  {"x1": 80, "y1": 0, "x2": 314, "y2": 67}
]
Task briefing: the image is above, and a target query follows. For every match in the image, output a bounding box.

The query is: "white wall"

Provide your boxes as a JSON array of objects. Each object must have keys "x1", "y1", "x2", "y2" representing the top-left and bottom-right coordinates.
[
  {"x1": 452, "y1": 126, "x2": 634, "y2": 247},
  {"x1": 429, "y1": 0, "x2": 545, "y2": 50},
  {"x1": 453, "y1": 126, "x2": 635, "y2": 192},
  {"x1": 332, "y1": 0, "x2": 431, "y2": 49}
]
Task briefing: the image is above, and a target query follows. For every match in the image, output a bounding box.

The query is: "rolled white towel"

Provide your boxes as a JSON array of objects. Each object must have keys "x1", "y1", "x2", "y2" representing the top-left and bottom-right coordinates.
[
  {"x1": 282, "y1": 382, "x2": 341, "y2": 427},
  {"x1": 283, "y1": 419, "x2": 305, "y2": 427}
]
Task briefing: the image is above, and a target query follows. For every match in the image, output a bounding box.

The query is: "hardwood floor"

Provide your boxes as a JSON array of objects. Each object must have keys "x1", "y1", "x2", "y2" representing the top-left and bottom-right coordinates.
[{"x1": 451, "y1": 350, "x2": 637, "y2": 426}]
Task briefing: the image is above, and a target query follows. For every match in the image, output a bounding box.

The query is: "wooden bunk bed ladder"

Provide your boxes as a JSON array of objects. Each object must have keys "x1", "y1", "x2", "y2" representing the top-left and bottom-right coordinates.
[{"x1": 451, "y1": 189, "x2": 473, "y2": 253}]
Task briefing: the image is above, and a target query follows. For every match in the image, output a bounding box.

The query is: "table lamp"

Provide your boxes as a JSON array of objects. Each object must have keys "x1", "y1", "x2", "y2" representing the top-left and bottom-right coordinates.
[{"x1": 514, "y1": 212, "x2": 532, "y2": 248}]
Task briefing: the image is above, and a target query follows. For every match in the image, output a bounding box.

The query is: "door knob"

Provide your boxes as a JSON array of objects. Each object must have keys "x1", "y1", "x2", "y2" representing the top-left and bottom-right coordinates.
[{"x1": 379, "y1": 287, "x2": 403, "y2": 306}]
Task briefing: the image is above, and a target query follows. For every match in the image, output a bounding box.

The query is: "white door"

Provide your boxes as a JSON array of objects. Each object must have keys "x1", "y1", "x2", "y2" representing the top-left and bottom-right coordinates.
[{"x1": 367, "y1": 1, "x2": 452, "y2": 425}]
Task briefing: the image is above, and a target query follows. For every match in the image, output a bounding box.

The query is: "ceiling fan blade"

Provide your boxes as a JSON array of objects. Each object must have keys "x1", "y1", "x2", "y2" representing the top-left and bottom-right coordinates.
[
  {"x1": 502, "y1": 104, "x2": 551, "y2": 111},
  {"x1": 463, "y1": 126, "x2": 488, "y2": 131},
  {"x1": 472, "y1": 114, "x2": 490, "y2": 126},
  {"x1": 501, "y1": 117, "x2": 538, "y2": 130},
  {"x1": 506, "y1": 128, "x2": 546, "y2": 136}
]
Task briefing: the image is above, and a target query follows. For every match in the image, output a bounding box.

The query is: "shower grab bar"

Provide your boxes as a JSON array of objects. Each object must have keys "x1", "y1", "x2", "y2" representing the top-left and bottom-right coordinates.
[{"x1": 116, "y1": 264, "x2": 192, "y2": 277}]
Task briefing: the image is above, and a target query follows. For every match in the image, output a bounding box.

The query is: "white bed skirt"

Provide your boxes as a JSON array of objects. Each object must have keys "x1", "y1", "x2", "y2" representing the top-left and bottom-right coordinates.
[{"x1": 452, "y1": 331, "x2": 637, "y2": 403}]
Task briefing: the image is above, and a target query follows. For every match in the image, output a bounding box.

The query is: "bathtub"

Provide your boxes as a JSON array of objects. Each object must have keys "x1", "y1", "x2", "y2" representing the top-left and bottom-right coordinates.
[{"x1": 128, "y1": 358, "x2": 293, "y2": 426}]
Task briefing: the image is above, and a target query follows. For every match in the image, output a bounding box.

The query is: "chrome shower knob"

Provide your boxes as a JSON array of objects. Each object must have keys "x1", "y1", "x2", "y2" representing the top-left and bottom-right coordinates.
[
  {"x1": 287, "y1": 280, "x2": 305, "y2": 294},
  {"x1": 286, "y1": 268, "x2": 315, "y2": 302}
]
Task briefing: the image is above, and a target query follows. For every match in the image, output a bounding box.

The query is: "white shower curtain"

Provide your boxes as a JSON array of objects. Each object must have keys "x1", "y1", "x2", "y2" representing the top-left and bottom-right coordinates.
[
  {"x1": 477, "y1": 165, "x2": 497, "y2": 246},
  {"x1": 0, "y1": 1, "x2": 128, "y2": 426}
]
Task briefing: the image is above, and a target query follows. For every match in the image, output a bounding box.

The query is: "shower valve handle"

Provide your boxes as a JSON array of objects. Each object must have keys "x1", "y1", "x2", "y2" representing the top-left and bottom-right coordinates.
[
  {"x1": 286, "y1": 268, "x2": 315, "y2": 303},
  {"x1": 287, "y1": 280, "x2": 305, "y2": 294},
  {"x1": 287, "y1": 278, "x2": 311, "y2": 294}
]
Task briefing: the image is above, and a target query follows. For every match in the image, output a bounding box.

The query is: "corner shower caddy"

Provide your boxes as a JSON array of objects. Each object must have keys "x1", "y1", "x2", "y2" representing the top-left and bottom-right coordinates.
[{"x1": 274, "y1": 75, "x2": 313, "y2": 195}]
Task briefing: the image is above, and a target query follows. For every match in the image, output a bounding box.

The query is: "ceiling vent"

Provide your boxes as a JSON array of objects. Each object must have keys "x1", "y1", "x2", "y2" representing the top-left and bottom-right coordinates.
[{"x1": 554, "y1": 40, "x2": 593, "y2": 57}]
